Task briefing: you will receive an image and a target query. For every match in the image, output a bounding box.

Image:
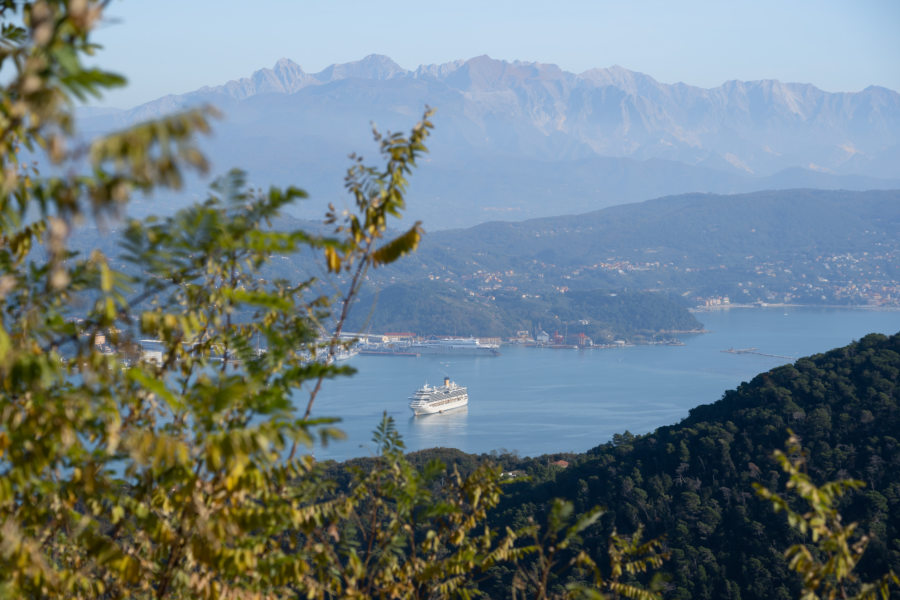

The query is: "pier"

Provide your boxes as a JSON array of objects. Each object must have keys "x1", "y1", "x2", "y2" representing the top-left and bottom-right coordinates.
[{"x1": 721, "y1": 347, "x2": 793, "y2": 360}]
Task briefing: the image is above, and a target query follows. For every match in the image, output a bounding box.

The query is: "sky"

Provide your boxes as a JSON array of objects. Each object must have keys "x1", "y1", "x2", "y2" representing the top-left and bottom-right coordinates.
[{"x1": 92, "y1": 0, "x2": 900, "y2": 108}]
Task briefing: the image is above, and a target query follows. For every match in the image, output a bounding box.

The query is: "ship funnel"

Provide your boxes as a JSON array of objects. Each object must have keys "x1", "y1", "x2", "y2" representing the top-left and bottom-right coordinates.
[{"x1": 444, "y1": 376, "x2": 450, "y2": 388}]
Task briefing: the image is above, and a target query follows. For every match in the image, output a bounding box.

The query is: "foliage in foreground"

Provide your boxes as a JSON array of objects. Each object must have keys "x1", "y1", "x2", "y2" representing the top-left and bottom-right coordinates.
[
  {"x1": 2, "y1": 3, "x2": 894, "y2": 600},
  {"x1": 0, "y1": 2, "x2": 669, "y2": 599},
  {"x1": 755, "y1": 433, "x2": 899, "y2": 600}
]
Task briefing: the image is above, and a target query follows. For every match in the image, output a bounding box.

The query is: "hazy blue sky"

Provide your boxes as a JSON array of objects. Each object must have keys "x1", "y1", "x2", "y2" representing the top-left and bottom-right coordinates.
[{"x1": 94, "y1": 0, "x2": 899, "y2": 108}]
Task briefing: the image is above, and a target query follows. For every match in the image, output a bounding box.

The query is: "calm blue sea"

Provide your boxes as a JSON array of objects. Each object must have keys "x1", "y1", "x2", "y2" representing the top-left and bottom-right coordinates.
[{"x1": 302, "y1": 307, "x2": 900, "y2": 461}]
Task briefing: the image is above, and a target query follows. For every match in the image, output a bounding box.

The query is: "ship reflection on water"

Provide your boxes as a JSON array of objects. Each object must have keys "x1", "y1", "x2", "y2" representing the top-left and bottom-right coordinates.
[{"x1": 408, "y1": 406, "x2": 469, "y2": 432}]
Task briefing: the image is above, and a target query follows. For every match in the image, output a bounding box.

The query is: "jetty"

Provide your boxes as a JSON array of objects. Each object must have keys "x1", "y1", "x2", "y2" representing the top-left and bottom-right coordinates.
[{"x1": 721, "y1": 347, "x2": 793, "y2": 360}]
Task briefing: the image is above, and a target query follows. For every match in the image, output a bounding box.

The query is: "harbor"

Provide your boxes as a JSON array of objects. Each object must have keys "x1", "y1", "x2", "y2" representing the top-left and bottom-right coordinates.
[{"x1": 307, "y1": 307, "x2": 900, "y2": 461}]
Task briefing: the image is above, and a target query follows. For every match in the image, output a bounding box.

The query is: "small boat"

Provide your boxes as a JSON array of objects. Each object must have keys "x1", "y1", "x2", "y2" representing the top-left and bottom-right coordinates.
[
  {"x1": 332, "y1": 347, "x2": 359, "y2": 361},
  {"x1": 408, "y1": 376, "x2": 468, "y2": 415}
]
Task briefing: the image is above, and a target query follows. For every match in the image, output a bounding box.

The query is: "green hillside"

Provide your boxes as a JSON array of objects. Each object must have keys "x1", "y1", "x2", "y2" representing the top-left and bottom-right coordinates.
[
  {"x1": 345, "y1": 279, "x2": 701, "y2": 341},
  {"x1": 476, "y1": 331, "x2": 900, "y2": 598},
  {"x1": 346, "y1": 280, "x2": 509, "y2": 337}
]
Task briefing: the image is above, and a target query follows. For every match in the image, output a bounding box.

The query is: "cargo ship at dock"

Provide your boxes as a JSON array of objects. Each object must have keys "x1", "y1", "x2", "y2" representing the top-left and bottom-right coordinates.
[{"x1": 409, "y1": 338, "x2": 500, "y2": 356}]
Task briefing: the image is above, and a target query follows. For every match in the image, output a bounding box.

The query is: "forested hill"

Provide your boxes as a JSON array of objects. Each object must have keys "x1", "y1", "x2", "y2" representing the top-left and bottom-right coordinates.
[
  {"x1": 344, "y1": 280, "x2": 701, "y2": 341},
  {"x1": 471, "y1": 331, "x2": 900, "y2": 598},
  {"x1": 428, "y1": 189, "x2": 900, "y2": 267},
  {"x1": 386, "y1": 188, "x2": 900, "y2": 306}
]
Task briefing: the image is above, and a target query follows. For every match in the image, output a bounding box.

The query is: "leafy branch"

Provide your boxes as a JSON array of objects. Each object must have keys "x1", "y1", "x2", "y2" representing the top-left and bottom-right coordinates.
[{"x1": 754, "y1": 432, "x2": 900, "y2": 600}]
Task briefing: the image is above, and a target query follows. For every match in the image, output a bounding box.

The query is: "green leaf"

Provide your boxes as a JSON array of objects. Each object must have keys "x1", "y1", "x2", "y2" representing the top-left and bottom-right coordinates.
[{"x1": 371, "y1": 222, "x2": 422, "y2": 267}]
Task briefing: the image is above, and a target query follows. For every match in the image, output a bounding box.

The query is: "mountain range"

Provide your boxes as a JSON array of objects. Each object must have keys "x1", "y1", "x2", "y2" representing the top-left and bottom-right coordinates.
[{"x1": 79, "y1": 55, "x2": 900, "y2": 228}]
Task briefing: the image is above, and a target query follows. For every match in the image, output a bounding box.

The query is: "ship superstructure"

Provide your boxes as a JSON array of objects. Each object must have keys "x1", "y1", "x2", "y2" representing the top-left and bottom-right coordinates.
[{"x1": 408, "y1": 377, "x2": 468, "y2": 415}]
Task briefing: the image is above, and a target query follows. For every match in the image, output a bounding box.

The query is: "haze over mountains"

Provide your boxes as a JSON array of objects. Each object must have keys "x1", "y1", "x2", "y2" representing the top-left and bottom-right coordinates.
[{"x1": 80, "y1": 55, "x2": 900, "y2": 228}]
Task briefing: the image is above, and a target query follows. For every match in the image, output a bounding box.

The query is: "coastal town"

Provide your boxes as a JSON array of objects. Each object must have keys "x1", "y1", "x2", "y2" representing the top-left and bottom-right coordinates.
[{"x1": 387, "y1": 246, "x2": 900, "y2": 309}]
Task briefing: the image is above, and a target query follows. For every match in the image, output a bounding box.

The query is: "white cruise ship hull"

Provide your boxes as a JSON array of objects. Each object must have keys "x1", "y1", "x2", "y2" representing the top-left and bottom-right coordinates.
[{"x1": 410, "y1": 395, "x2": 468, "y2": 415}]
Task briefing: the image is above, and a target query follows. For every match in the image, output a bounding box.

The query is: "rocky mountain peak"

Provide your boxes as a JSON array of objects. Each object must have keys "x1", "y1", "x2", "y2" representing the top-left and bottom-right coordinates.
[
  {"x1": 442, "y1": 55, "x2": 572, "y2": 92},
  {"x1": 273, "y1": 57, "x2": 303, "y2": 75},
  {"x1": 579, "y1": 65, "x2": 662, "y2": 94},
  {"x1": 314, "y1": 54, "x2": 406, "y2": 82},
  {"x1": 271, "y1": 58, "x2": 308, "y2": 89},
  {"x1": 195, "y1": 58, "x2": 312, "y2": 99}
]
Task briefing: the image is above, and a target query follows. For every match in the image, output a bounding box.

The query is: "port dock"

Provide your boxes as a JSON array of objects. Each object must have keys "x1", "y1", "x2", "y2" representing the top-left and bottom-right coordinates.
[{"x1": 721, "y1": 347, "x2": 793, "y2": 360}]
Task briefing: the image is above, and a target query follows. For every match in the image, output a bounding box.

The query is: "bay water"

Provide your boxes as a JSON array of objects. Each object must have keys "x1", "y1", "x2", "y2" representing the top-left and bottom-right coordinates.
[{"x1": 304, "y1": 307, "x2": 900, "y2": 461}]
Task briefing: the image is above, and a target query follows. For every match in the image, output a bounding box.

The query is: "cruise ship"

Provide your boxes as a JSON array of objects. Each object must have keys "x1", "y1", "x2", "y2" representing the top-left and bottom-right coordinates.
[
  {"x1": 408, "y1": 377, "x2": 468, "y2": 415},
  {"x1": 408, "y1": 338, "x2": 500, "y2": 356}
]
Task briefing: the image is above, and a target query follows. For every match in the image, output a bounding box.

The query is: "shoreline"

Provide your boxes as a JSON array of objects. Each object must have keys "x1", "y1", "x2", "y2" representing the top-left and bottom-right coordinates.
[{"x1": 691, "y1": 303, "x2": 900, "y2": 313}]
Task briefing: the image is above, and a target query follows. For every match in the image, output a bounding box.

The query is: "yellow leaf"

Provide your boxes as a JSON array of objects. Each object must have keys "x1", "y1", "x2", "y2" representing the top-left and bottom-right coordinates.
[{"x1": 325, "y1": 246, "x2": 341, "y2": 272}]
